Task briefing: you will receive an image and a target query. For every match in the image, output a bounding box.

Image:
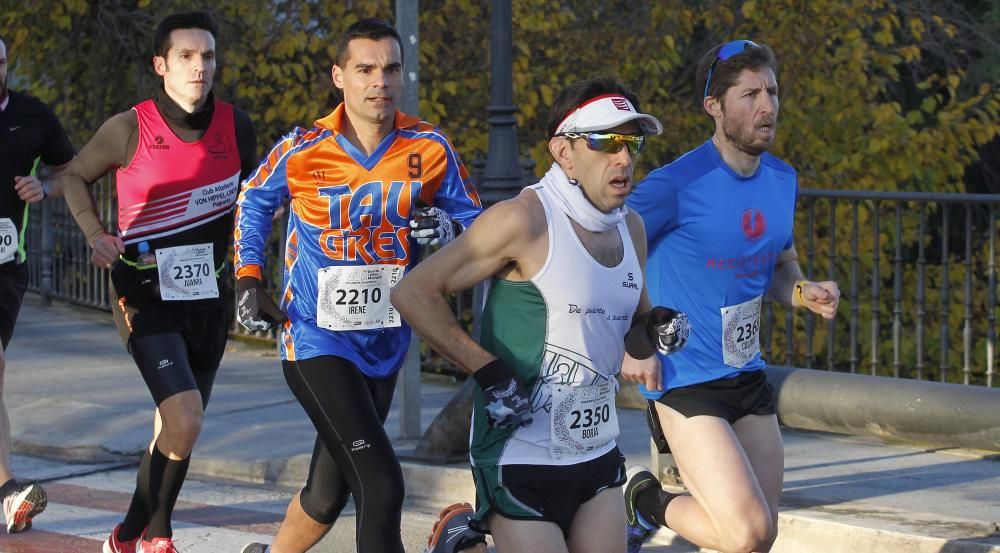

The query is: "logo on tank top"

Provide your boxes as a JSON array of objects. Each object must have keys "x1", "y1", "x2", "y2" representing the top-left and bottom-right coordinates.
[
  {"x1": 207, "y1": 129, "x2": 231, "y2": 157},
  {"x1": 740, "y1": 208, "x2": 766, "y2": 241},
  {"x1": 149, "y1": 135, "x2": 170, "y2": 150}
]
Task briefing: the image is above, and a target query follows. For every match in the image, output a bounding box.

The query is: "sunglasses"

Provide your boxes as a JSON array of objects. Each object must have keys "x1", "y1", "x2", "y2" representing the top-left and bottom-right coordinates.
[
  {"x1": 703, "y1": 39, "x2": 760, "y2": 98},
  {"x1": 560, "y1": 132, "x2": 646, "y2": 156}
]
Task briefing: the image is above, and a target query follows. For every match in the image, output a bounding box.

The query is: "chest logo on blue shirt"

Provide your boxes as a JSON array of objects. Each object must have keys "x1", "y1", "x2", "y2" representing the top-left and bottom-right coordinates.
[{"x1": 741, "y1": 208, "x2": 767, "y2": 241}]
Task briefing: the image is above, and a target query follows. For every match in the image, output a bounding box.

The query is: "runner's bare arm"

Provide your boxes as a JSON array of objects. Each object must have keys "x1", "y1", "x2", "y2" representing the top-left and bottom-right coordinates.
[
  {"x1": 770, "y1": 246, "x2": 840, "y2": 319},
  {"x1": 392, "y1": 194, "x2": 543, "y2": 373}
]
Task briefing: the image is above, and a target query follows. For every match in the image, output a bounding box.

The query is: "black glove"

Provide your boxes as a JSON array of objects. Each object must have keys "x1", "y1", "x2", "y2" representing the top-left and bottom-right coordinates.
[
  {"x1": 236, "y1": 276, "x2": 288, "y2": 332},
  {"x1": 409, "y1": 206, "x2": 460, "y2": 246},
  {"x1": 625, "y1": 306, "x2": 691, "y2": 359},
  {"x1": 472, "y1": 359, "x2": 533, "y2": 429}
]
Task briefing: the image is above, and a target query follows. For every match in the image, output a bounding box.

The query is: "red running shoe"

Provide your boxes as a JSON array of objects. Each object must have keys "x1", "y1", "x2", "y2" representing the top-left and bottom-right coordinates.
[{"x1": 103, "y1": 523, "x2": 142, "y2": 553}]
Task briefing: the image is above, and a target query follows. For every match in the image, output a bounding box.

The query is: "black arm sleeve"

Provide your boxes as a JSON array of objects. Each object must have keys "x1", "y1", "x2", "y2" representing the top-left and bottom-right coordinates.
[
  {"x1": 40, "y1": 103, "x2": 75, "y2": 167},
  {"x1": 233, "y1": 107, "x2": 258, "y2": 181}
]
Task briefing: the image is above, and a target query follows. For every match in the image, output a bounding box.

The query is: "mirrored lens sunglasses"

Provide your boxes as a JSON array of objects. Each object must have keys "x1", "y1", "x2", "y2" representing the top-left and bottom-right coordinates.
[{"x1": 560, "y1": 132, "x2": 646, "y2": 156}]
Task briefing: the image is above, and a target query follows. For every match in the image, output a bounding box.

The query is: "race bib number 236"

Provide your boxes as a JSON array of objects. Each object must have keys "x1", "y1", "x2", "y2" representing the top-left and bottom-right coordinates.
[{"x1": 721, "y1": 295, "x2": 762, "y2": 368}]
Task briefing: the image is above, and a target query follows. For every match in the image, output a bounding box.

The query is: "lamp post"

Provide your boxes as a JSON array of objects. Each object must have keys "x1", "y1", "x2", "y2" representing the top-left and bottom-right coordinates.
[
  {"x1": 474, "y1": 0, "x2": 534, "y2": 206},
  {"x1": 396, "y1": 0, "x2": 422, "y2": 440}
]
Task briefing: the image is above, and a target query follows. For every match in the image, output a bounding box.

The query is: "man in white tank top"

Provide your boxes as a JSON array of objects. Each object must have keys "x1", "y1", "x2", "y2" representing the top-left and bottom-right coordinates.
[{"x1": 394, "y1": 78, "x2": 689, "y2": 553}]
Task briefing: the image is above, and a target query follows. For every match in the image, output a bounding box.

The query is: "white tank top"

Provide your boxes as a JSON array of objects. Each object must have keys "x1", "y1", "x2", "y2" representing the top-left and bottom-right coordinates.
[{"x1": 477, "y1": 182, "x2": 642, "y2": 466}]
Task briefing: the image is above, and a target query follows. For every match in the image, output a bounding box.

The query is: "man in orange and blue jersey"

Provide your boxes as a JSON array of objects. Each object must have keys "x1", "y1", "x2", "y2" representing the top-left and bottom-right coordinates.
[{"x1": 234, "y1": 18, "x2": 481, "y2": 553}]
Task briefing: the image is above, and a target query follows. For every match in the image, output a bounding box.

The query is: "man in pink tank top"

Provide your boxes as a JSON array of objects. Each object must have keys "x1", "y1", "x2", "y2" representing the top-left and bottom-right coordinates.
[{"x1": 53, "y1": 11, "x2": 257, "y2": 553}]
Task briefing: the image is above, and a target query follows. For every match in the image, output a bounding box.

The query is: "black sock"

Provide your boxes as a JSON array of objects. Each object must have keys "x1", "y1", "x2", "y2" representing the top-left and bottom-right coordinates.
[
  {"x1": 119, "y1": 448, "x2": 157, "y2": 541},
  {"x1": 636, "y1": 485, "x2": 677, "y2": 528},
  {"x1": 145, "y1": 450, "x2": 191, "y2": 539}
]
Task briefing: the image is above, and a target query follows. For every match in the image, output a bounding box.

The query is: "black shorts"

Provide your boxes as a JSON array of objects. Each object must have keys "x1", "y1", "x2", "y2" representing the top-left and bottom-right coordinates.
[
  {"x1": 110, "y1": 279, "x2": 231, "y2": 406},
  {"x1": 471, "y1": 447, "x2": 627, "y2": 538},
  {"x1": 0, "y1": 262, "x2": 28, "y2": 350},
  {"x1": 656, "y1": 370, "x2": 776, "y2": 422},
  {"x1": 648, "y1": 370, "x2": 777, "y2": 453}
]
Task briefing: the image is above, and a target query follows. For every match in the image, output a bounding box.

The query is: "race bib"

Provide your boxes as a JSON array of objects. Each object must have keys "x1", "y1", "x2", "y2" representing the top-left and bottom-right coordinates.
[
  {"x1": 316, "y1": 265, "x2": 404, "y2": 331},
  {"x1": 0, "y1": 219, "x2": 17, "y2": 265},
  {"x1": 549, "y1": 380, "x2": 619, "y2": 459},
  {"x1": 156, "y1": 243, "x2": 219, "y2": 301},
  {"x1": 721, "y1": 295, "x2": 762, "y2": 368}
]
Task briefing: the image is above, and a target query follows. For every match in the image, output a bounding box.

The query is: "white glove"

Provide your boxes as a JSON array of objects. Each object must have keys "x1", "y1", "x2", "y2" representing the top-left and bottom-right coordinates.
[{"x1": 409, "y1": 206, "x2": 459, "y2": 246}]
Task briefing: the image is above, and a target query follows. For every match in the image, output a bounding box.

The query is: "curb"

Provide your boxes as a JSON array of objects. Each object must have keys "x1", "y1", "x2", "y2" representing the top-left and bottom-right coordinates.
[{"x1": 189, "y1": 453, "x2": 1000, "y2": 553}]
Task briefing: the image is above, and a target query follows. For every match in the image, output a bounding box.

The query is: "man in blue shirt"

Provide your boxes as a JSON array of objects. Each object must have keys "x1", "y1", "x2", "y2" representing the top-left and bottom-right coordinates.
[{"x1": 622, "y1": 41, "x2": 840, "y2": 553}]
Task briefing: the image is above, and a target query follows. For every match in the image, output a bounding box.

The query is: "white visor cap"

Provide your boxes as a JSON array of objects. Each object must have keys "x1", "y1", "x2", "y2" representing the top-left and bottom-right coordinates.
[{"x1": 555, "y1": 93, "x2": 663, "y2": 136}]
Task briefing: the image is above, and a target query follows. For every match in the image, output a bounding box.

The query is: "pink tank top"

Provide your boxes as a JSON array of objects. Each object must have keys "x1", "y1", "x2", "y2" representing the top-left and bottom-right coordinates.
[{"x1": 115, "y1": 99, "x2": 240, "y2": 245}]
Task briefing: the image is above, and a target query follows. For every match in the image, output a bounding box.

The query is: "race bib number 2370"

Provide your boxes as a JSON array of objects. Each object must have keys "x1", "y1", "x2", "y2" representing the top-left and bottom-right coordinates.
[{"x1": 156, "y1": 243, "x2": 219, "y2": 301}]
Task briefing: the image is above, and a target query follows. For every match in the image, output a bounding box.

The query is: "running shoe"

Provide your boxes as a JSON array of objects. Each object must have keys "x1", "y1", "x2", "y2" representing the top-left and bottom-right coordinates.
[
  {"x1": 624, "y1": 465, "x2": 661, "y2": 553},
  {"x1": 424, "y1": 502, "x2": 487, "y2": 553},
  {"x1": 240, "y1": 544, "x2": 269, "y2": 553},
  {"x1": 137, "y1": 533, "x2": 178, "y2": 553},
  {"x1": 103, "y1": 523, "x2": 141, "y2": 553},
  {"x1": 3, "y1": 480, "x2": 47, "y2": 533}
]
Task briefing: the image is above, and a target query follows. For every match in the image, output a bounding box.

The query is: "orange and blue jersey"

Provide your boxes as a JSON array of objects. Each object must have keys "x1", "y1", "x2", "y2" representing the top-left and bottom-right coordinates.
[{"x1": 235, "y1": 104, "x2": 482, "y2": 376}]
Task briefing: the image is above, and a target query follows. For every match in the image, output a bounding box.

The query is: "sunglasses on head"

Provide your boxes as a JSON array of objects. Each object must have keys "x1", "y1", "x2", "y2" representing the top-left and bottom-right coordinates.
[
  {"x1": 560, "y1": 132, "x2": 646, "y2": 156},
  {"x1": 703, "y1": 39, "x2": 760, "y2": 98}
]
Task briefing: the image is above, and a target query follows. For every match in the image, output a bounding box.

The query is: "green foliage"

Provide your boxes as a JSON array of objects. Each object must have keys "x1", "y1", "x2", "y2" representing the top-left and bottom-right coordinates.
[{"x1": 4, "y1": 0, "x2": 995, "y2": 181}]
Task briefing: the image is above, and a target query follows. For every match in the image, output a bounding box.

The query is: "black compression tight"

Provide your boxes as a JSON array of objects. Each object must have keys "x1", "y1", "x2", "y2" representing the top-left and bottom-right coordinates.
[{"x1": 283, "y1": 356, "x2": 405, "y2": 553}]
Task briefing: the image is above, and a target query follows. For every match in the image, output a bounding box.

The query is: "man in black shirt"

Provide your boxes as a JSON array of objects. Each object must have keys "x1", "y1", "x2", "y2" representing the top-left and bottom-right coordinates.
[{"x1": 0, "y1": 34, "x2": 75, "y2": 534}]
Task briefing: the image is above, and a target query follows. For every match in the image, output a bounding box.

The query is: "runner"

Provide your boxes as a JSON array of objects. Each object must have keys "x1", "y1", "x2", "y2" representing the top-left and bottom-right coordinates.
[
  {"x1": 234, "y1": 18, "x2": 481, "y2": 553},
  {"x1": 0, "y1": 33, "x2": 75, "y2": 534},
  {"x1": 395, "y1": 77, "x2": 689, "y2": 553},
  {"x1": 54, "y1": 12, "x2": 258, "y2": 553},
  {"x1": 622, "y1": 40, "x2": 840, "y2": 553}
]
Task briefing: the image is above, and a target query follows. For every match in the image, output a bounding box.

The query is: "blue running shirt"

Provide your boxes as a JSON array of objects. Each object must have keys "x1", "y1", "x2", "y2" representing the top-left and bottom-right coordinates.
[{"x1": 627, "y1": 140, "x2": 798, "y2": 396}]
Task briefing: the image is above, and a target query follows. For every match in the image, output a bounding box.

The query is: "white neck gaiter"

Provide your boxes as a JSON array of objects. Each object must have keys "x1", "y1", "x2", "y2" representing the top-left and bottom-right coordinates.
[{"x1": 537, "y1": 163, "x2": 625, "y2": 232}]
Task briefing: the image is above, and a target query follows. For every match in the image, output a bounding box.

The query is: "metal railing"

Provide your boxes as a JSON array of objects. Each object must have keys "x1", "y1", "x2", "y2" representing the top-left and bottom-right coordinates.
[
  {"x1": 762, "y1": 189, "x2": 998, "y2": 386},
  {"x1": 24, "y1": 186, "x2": 999, "y2": 386},
  {"x1": 25, "y1": 177, "x2": 116, "y2": 309}
]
